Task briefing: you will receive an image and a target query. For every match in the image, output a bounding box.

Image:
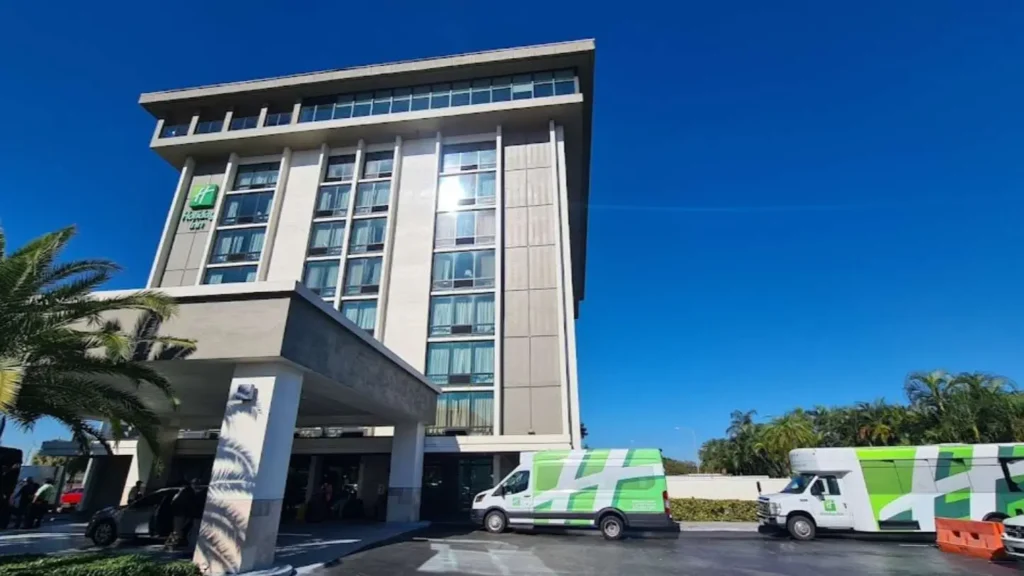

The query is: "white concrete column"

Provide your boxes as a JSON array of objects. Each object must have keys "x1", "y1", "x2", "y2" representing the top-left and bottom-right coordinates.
[
  {"x1": 386, "y1": 423, "x2": 424, "y2": 522},
  {"x1": 193, "y1": 363, "x2": 303, "y2": 575},
  {"x1": 77, "y1": 458, "x2": 100, "y2": 512},
  {"x1": 119, "y1": 429, "x2": 178, "y2": 505}
]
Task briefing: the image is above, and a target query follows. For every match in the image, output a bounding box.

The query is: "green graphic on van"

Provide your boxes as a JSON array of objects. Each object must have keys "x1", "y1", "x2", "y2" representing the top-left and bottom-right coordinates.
[
  {"x1": 189, "y1": 184, "x2": 219, "y2": 209},
  {"x1": 823, "y1": 499, "x2": 837, "y2": 513}
]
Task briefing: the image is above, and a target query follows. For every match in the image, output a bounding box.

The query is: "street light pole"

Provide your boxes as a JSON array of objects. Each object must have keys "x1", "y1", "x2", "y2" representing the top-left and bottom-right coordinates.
[{"x1": 674, "y1": 426, "x2": 700, "y2": 474}]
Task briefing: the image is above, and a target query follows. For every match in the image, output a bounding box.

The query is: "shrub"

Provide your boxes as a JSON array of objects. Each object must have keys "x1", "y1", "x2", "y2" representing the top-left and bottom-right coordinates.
[
  {"x1": 669, "y1": 498, "x2": 758, "y2": 522},
  {"x1": 0, "y1": 554, "x2": 200, "y2": 576}
]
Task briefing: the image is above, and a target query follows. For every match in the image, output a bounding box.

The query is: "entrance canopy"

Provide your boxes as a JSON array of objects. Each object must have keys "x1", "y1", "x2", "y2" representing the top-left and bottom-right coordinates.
[{"x1": 95, "y1": 281, "x2": 439, "y2": 430}]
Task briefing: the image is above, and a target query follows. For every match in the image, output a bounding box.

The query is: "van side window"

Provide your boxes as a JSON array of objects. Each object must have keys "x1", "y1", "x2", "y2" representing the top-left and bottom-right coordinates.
[
  {"x1": 814, "y1": 475, "x2": 841, "y2": 496},
  {"x1": 501, "y1": 471, "x2": 530, "y2": 495}
]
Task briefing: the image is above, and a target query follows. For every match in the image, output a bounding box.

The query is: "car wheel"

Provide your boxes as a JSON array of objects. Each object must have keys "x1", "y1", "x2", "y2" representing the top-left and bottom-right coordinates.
[
  {"x1": 484, "y1": 510, "x2": 507, "y2": 534},
  {"x1": 787, "y1": 515, "x2": 816, "y2": 541},
  {"x1": 600, "y1": 515, "x2": 625, "y2": 541},
  {"x1": 91, "y1": 519, "x2": 117, "y2": 547}
]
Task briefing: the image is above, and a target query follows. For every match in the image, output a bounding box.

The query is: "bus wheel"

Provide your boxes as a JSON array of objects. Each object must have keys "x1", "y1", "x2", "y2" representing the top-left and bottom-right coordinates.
[{"x1": 787, "y1": 514, "x2": 816, "y2": 541}]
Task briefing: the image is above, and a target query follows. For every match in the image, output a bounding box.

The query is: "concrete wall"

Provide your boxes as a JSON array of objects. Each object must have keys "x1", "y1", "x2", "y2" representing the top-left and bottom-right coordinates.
[
  {"x1": 266, "y1": 148, "x2": 323, "y2": 282},
  {"x1": 502, "y1": 132, "x2": 564, "y2": 435},
  {"x1": 666, "y1": 476, "x2": 790, "y2": 501},
  {"x1": 160, "y1": 161, "x2": 227, "y2": 287},
  {"x1": 381, "y1": 137, "x2": 437, "y2": 370}
]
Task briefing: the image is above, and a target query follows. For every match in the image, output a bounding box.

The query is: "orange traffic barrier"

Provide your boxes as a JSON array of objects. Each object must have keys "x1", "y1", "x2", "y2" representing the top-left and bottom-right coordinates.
[{"x1": 935, "y1": 518, "x2": 1007, "y2": 561}]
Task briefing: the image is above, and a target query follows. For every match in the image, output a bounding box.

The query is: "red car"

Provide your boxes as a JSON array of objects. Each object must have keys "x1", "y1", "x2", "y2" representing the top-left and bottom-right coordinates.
[{"x1": 58, "y1": 488, "x2": 83, "y2": 512}]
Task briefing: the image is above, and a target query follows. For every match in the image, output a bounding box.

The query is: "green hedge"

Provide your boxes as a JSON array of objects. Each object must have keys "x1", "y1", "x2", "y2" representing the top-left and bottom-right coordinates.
[
  {"x1": 0, "y1": 554, "x2": 200, "y2": 576},
  {"x1": 669, "y1": 498, "x2": 759, "y2": 522}
]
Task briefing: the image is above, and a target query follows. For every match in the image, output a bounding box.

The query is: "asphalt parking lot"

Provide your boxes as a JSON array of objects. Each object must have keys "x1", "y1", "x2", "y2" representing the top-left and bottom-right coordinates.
[{"x1": 322, "y1": 527, "x2": 1019, "y2": 576}]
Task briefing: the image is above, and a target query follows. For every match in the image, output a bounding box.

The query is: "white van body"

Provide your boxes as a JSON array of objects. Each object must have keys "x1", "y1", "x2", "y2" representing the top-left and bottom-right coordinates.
[{"x1": 758, "y1": 445, "x2": 1024, "y2": 540}]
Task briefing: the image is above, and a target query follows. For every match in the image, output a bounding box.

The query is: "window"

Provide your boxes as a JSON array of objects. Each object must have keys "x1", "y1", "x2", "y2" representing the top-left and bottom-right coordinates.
[
  {"x1": 303, "y1": 261, "x2": 339, "y2": 298},
  {"x1": 307, "y1": 222, "x2": 346, "y2": 256},
  {"x1": 314, "y1": 185, "x2": 351, "y2": 218},
  {"x1": 432, "y1": 250, "x2": 495, "y2": 290},
  {"x1": 349, "y1": 219, "x2": 386, "y2": 254},
  {"x1": 353, "y1": 93, "x2": 373, "y2": 117},
  {"x1": 430, "y1": 392, "x2": 493, "y2": 434},
  {"x1": 325, "y1": 155, "x2": 356, "y2": 182},
  {"x1": 229, "y1": 115, "x2": 259, "y2": 131},
  {"x1": 341, "y1": 300, "x2": 377, "y2": 334},
  {"x1": 450, "y1": 82, "x2": 471, "y2": 107},
  {"x1": 204, "y1": 265, "x2": 257, "y2": 285},
  {"x1": 391, "y1": 88, "x2": 411, "y2": 113},
  {"x1": 233, "y1": 162, "x2": 279, "y2": 191},
  {"x1": 437, "y1": 173, "x2": 496, "y2": 210},
  {"x1": 220, "y1": 192, "x2": 273, "y2": 225},
  {"x1": 344, "y1": 257, "x2": 382, "y2": 295},
  {"x1": 362, "y1": 151, "x2": 394, "y2": 179},
  {"x1": 210, "y1": 229, "x2": 265, "y2": 263},
  {"x1": 442, "y1": 142, "x2": 497, "y2": 173},
  {"x1": 354, "y1": 182, "x2": 390, "y2": 214},
  {"x1": 512, "y1": 75, "x2": 533, "y2": 100},
  {"x1": 429, "y1": 294, "x2": 495, "y2": 336},
  {"x1": 532, "y1": 71, "x2": 554, "y2": 98},
  {"x1": 264, "y1": 111, "x2": 292, "y2": 127},
  {"x1": 372, "y1": 90, "x2": 392, "y2": 115},
  {"x1": 159, "y1": 123, "x2": 190, "y2": 138},
  {"x1": 195, "y1": 119, "x2": 223, "y2": 134},
  {"x1": 434, "y1": 210, "x2": 495, "y2": 248},
  {"x1": 500, "y1": 470, "x2": 530, "y2": 495},
  {"x1": 553, "y1": 69, "x2": 576, "y2": 95},
  {"x1": 425, "y1": 341, "x2": 494, "y2": 385}
]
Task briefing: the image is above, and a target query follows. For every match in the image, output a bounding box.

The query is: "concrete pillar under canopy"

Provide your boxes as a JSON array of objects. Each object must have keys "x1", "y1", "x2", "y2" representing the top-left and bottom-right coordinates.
[{"x1": 386, "y1": 422, "x2": 424, "y2": 522}]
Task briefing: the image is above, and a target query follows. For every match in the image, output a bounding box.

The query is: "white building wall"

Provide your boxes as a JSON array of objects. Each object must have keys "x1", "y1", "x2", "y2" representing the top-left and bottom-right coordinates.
[
  {"x1": 381, "y1": 136, "x2": 439, "y2": 370},
  {"x1": 266, "y1": 148, "x2": 324, "y2": 282}
]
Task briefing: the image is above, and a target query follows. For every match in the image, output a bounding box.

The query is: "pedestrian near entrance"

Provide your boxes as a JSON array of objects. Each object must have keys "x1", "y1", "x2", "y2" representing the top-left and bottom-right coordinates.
[
  {"x1": 30, "y1": 478, "x2": 56, "y2": 528},
  {"x1": 9, "y1": 478, "x2": 34, "y2": 529},
  {"x1": 127, "y1": 481, "x2": 144, "y2": 504},
  {"x1": 165, "y1": 479, "x2": 199, "y2": 549}
]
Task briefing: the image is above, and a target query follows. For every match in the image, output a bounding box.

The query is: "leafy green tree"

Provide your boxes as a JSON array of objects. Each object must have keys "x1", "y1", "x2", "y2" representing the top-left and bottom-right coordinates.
[
  {"x1": 663, "y1": 457, "x2": 699, "y2": 475},
  {"x1": 0, "y1": 226, "x2": 192, "y2": 453}
]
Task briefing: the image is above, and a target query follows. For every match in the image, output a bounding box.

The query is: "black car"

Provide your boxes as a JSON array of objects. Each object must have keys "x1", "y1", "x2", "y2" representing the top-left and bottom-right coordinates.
[{"x1": 86, "y1": 486, "x2": 207, "y2": 547}]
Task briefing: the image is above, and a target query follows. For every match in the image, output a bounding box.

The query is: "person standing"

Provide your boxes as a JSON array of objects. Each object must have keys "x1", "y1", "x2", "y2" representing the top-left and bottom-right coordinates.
[
  {"x1": 13, "y1": 478, "x2": 36, "y2": 529},
  {"x1": 30, "y1": 478, "x2": 56, "y2": 528},
  {"x1": 165, "y1": 479, "x2": 198, "y2": 549},
  {"x1": 127, "y1": 481, "x2": 144, "y2": 504}
]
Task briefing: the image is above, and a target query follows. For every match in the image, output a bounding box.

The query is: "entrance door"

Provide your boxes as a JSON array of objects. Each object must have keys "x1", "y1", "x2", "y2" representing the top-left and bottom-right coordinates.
[
  {"x1": 810, "y1": 475, "x2": 852, "y2": 529},
  {"x1": 499, "y1": 469, "x2": 533, "y2": 525}
]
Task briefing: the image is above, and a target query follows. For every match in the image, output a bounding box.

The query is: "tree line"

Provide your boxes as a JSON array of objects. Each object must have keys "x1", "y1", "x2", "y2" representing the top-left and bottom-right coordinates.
[{"x1": 698, "y1": 370, "x2": 1024, "y2": 477}]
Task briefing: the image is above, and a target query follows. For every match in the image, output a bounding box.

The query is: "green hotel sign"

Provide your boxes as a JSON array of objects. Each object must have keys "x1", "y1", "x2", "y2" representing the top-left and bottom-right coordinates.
[
  {"x1": 189, "y1": 184, "x2": 219, "y2": 209},
  {"x1": 182, "y1": 184, "x2": 219, "y2": 230}
]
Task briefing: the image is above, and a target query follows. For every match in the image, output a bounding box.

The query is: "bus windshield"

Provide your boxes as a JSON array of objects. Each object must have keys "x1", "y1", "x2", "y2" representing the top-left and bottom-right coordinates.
[{"x1": 781, "y1": 473, "x2": 816, "y2": 494}]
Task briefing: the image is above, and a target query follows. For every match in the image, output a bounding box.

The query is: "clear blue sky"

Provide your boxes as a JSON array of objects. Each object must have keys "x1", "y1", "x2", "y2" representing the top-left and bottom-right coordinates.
[{"x1": 3, "y1": 2, "x2": 1024, "y2": 462}]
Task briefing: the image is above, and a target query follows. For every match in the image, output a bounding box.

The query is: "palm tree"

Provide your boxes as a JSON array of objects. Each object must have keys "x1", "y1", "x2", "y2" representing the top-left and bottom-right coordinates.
[{"x1": 0, "y1": 226, "x2": 188, "y2": 453}]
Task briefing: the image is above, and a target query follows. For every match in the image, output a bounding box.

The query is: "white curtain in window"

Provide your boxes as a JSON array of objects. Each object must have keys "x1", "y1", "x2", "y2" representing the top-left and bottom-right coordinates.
[
  {"x1": 451, "y1": 344, "x2": 472, "y2": 375},
  {"x1": 452, "y1": 296, "x2": 473, "y2": 325},
  {"x1": 433, "y1": 254, "x2": 455, "y2": 282},
  {"x1": 223, "y1": 197, "x2": 241, "y2": 221},
  {"x1": 346, "y1": 259, "x2": 364, "y2": 288},
  {"x1": 365, "y1": 258, "x2": 381, "y2": 284},
  {"x1": 246, "y1": 230, "x2": 265, "y2": 255},
  {"x1": 476, "y1": 251, "x2": 495, "y2": 280},
  {"x1": 455, "y1": 252, "x2": 475, "y2": 279},
  {"x1": 472, "y1": 393, "x2": 494, "y2": 427},
  {"x1": 305, "y1": 264, "x2": 324, "y2": 290},
  {"x1": 430, "y1": 298, "x2": 453, "y2": 332},
  {"x1": 208, "y1": 271, "x2": 224, "y2": 284},
  {"x1": 435, "y1": 214, "x2": 456, "y2": 244},
  {"x1": 473, "y1": 343, "x2": 494, "y2": 377},
  {"x1": 344, "y1": 301, "x2": 376, "y2": 330},
  {"x1": 478, "y1": 173, "x2": 496, "y2": 200},
  {"x1": 456, "y1": 212, "x2": 476, "y2": 239},
  {"x1": 474, "y1": 296, "x2": 494, "y2": 329},
  {"x1": 311, "y1": 224, "x2": 341, "y2": 249},
  {"x1": 322, "y1": 264, "x2": 339, "y2": 290},
  {"x1": 372, "y1": 183, "x2": 390, "y2": 205},
  {"x1": 215, "y1": 233, "x2": 234, "y2": 256},
  {"x1": 451, "y1": 393, "x2": 471, "y2": 427},
  {"x1": 427, "y1": 345, "x2": 451, "y2": 378},
  {"x1": 476, "y1": 211, "x2": 496, "y2": 240},
  {"x1": 351, "y1": 221, "x2": 370, "y2": 247}
]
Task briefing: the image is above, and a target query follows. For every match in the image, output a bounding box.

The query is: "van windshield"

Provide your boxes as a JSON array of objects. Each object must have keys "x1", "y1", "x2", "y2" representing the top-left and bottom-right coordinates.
[{"x1": 781, "y1": 473, "x2": 816, "y2": 494}]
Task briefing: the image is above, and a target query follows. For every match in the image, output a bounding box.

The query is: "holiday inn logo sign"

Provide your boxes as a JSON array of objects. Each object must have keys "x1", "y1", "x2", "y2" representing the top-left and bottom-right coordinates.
[
  {"x1": 189, "y1": 184, "x2": 219, "y2": 209},
  {"x1": 182, "y1": 184, "x2": 219, "y2": 230}
]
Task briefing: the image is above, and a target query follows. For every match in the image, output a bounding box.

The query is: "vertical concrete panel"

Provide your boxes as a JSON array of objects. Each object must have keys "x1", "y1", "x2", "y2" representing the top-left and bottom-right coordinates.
[
  {"x1": 530, "y1": 387, "x2": 563, "y2": 434},
  {"x1": 527, "y1": 206, "x2": 555, "y2": 246},
  {"x1": 504, "y1": 247, "x2": 529, "y2": 290},
  {"x1": 266, "y1": 149, "x2": 322, "y2": 282},
  {"x1": 503, "y1": 338, "x2": 530, "y2": 386},
  {"x1": 502, "y1": 387, "x2": 531, "y2": 434},
  {"x1": 382, "y1": 138, "x2": 437, "y2": 370},
  {"x1": 530, "y1": 336, "x2": 561, "y2": 387},
  {"x1": 503, "y1": 291, "x2": 530, "y2": 337},
  {"x1": 527, "y1": 167, "x2": 554, "y2": 206},
  {"x1": 528, "y1": 289, "x2": 559, "y2": 336},
  {"x1": 158, "y1": 161, "x2": 226, "y2": 286},
  {"x1": 526, "y1": 138, "x2": 551, "y2": 168},
  {"x1": 180, "y1": 269, "x2": 198, "y2": 286},
  {"x1": 504, "y1": 207, "x2": 528, "y2": 248},
  {"x1": 504, "y1": 171, "x2": 527, "y2": 207},
  {"x1": 528, "y1": 246, "x2": 557, "y2": 289}
]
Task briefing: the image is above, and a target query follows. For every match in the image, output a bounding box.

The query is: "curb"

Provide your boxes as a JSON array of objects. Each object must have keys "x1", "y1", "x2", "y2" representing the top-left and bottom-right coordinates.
[{"x1": 318, "y1": 522, "x2": 432, "y2": 570}]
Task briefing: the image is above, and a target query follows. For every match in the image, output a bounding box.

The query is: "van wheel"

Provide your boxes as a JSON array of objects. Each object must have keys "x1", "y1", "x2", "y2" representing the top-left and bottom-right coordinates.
[
  {"x1": 600, "y1": 515, "x2": 625, "y2": 540},
  {"x1": 984, "y1": 512, "x2": 1009, "y2": 523},
  {"x1": 787, "y1": 514, "x2": 816, "y2": 541},
  {"x1": 484, "y1": 510, "x2": 507, "y2": 534}
]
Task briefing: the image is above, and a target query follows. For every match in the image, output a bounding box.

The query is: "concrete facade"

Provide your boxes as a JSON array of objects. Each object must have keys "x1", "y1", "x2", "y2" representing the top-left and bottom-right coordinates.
[{"x1": 64, "y1": 40, "x2": 594, "y2": 574}]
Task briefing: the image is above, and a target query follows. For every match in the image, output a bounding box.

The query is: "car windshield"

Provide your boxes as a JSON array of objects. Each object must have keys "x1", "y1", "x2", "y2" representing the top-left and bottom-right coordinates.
[{"x1": 781, "y1": 473, "x2": 816, "y2": 494}]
